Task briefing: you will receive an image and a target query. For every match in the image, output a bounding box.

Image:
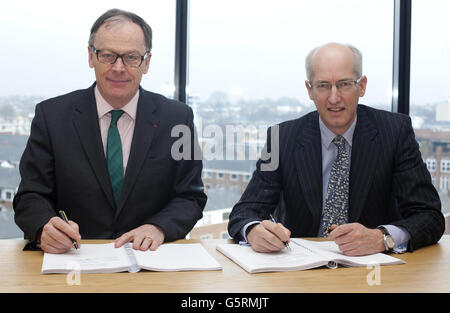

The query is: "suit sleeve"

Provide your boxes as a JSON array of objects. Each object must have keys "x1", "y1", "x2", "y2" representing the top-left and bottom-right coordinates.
[
  {"x1": 390, "y1": 116, "x2": 445, "y2": 251},
  {"x1": 13, "y1": 102, "x2": 58, "y2": 242},
  {"x1": 142, "y1": 107, "x2": 207, "y2": 242},
  {"x1": 228, "y1": 126, "x2": 282, "y2": 242}
]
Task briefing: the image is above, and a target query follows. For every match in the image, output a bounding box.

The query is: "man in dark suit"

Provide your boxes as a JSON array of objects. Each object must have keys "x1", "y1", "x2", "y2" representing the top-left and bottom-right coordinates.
[
  {"x1": 13, "y1": 9, "x2": 206, "y2": 253},
  {"x1": 228, "y1": 43, "x2": 445, "y2": 256}
]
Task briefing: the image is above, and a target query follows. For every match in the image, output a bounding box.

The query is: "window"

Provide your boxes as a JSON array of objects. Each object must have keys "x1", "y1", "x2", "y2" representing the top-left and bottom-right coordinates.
[
  {"x1": 426, "y1": 158, "x2": 436, "y2": 172},
  {"x1": 4, "y1": 2, "x2": 442, "y2": 238},
  {"x1": 189, "y1": 0, "x2": 394, "y2": 229},
  {"x1": 2, "y1": 1, "x2": 175, "y2": 99},
  {"x1": 431, "y1": 175, "x2": 436, "y2": 187},
  {"x1": 230, "y1": 174, "x2": 238, "y2": 181},
  {"x1": 410, "y1": 0, "x2": 450, "y2": 223},
  {"x1": 441, "y1": 160, "x2": 450, "y2": 173},
  {"x1": 440, "y1": 176, "x2": 450, "y2": 192},
  {"x1": 0, "y1": 1, "x2": 175, "y2": 239},
  {"x1": 222, "y1": 212, "x2": 230, "y2": 221},
  {"x1": 5, "y1": 191, "x2": 13, "y2": 201},
  {"x1": 189, "y1": 0, "x2": 393, "y2": 115}
]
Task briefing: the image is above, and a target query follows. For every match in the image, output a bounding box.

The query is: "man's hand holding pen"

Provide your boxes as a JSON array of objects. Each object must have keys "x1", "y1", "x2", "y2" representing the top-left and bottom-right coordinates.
[
  {"x1": 246, "y1": 219, "x2": 291, "y2": 253},
  {"x1": 39, "y1": 215, "x2": 81, "y2": 254}
]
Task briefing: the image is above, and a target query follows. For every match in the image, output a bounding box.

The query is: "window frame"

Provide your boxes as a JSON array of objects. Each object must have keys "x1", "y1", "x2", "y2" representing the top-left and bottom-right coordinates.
[{"x1": 175, "y1": 0, "x2": 412, "y2": 115}]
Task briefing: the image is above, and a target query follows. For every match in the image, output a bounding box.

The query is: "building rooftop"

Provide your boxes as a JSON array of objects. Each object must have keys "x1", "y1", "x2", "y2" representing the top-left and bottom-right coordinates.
[{"x1": 415, "y1": 128, "x2": 450, "y2": 142}]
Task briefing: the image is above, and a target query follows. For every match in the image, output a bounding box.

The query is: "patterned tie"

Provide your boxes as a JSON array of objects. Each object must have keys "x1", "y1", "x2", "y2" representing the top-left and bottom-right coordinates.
[
  {"x1": 320, "y1": 135, "x2": 350, "y2": 237},
  {"x1": 107, "y1": 110, "x2": 125, "y2": 205}
]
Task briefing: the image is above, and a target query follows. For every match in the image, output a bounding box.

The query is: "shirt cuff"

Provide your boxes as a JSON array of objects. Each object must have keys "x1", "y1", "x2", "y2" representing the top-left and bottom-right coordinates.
[
  {"x1": 381, "y1": 224, "x2": 411, "y2": 253},
  {"x1": 241, "y1": 221, "x2": 262, "y2": 242}
]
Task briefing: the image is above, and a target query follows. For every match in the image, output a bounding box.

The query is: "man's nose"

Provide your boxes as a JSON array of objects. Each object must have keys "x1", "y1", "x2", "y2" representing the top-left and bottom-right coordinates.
[
  {"x1": 327, "y1": 85, "x2": 341, "y2": 104},
  {"x1": 112, "y1": 56, "x2": 126, "y2": 72}
]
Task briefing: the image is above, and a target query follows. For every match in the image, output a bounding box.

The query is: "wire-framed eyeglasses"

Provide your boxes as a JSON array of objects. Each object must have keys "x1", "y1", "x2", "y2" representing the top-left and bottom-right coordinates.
[{"x1": 308, "y1": 76, "x2": 363, "y2": 94}]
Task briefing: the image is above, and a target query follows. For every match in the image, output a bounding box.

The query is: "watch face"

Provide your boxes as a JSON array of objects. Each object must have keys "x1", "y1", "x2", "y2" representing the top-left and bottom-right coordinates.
[{"x1": 386, "y1": 235, "x2": 395, "y2": 249}]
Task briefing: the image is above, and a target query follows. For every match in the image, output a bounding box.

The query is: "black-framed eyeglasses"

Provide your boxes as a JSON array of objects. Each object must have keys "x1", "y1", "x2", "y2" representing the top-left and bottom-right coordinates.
[
  {"x1": 308, "y1": 76, "x2": 363, "y2": 94},
  {"x1": 90, "y1": 45, "x2": 149, "y2": 68}
]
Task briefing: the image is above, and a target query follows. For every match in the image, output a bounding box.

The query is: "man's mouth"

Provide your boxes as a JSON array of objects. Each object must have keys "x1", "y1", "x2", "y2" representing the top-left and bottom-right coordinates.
[
  {"x1": 328, "y1": 107, "x2": 345, "y2": 112},
  {"x1": 107, "y1": 78, "x2": 130, "y2": 84}
]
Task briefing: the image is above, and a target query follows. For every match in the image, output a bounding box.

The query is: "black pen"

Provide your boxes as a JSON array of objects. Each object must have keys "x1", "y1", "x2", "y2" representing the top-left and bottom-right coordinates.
[
  {"x1": 269, "y1": 214, "x2": 291, "y2": 250},
  {"x1": 324, "y1": 225, "x2": 339, "y2": 236},
  {"x1": 58, "y1": 210, "x2": 79, "y2": 249}
]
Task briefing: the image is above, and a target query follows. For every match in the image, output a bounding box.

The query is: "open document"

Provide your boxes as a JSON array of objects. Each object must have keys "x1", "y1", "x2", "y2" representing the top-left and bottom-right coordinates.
[
  {"x1": 42, "y1": 243, "x2": 222, "y2": 274},
  {"x1": 216, "y1": 238, "x2": 405, "y2": 273}
]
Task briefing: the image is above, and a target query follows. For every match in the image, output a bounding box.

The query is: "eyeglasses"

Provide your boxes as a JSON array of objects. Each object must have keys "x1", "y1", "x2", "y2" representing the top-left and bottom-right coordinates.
[
  {"x1": 308, "y1": 76, "x2": 363, "y2": 94},
  {"x1": 90, "y1": 45, "x2": 149, "y2": 68}
]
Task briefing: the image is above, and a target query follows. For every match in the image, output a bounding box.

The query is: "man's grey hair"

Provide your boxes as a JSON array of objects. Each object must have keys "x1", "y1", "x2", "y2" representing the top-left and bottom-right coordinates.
[
  {"x1": 305, "y1": 43, "x2": 363, "y2": 82},
  {"x1": 88, "y1": 8, "x2": 153, "y2": 52}
]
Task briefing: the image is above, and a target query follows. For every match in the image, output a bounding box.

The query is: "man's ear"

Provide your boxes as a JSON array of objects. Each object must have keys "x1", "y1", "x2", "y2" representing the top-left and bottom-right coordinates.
[
  {"x1": 141, "y1": 52, "x2": 152, "y2": 74},
  {"x1": 359, "y1": 75, "x2": 368, "y2": 97},
  {"x1": 305, "y1": 80, "x2": 314, "y2": 101},
  {"x1": 88, "y1": 46, "x2": 94, "y2": 69}
]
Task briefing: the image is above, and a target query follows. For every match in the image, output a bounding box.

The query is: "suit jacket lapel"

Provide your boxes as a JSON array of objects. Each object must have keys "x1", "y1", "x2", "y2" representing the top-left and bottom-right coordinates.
[
  {"x1": 293, "y1": 113, "x2": 323, "y2": 226},
  {"x1": 72, "y1": 84, "x2": 116, "y2": 210},
  {"x1": 349, "y1": 106, "x2": 379, "y2": 222},
  {"x1": 115, "y1": 88, "x2": 159, "y2": 218}
]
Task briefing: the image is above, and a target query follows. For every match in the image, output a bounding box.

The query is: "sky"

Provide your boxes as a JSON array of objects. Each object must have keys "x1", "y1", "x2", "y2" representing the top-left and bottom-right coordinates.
[{"x1": 0, "y1": 0, "x2": 449, "y2": 109}]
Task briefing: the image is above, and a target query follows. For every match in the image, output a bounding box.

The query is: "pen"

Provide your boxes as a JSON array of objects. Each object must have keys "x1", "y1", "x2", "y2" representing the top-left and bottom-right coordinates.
[
  {"x1": 324, "y1": 225, "x2": 339, "y2": 236},
  {"x1": 58, "y1": 210, "x2": 79, "y2": 249},
  {"x1": 269, "y1": 214, "x2": 291, "y2": 250}
]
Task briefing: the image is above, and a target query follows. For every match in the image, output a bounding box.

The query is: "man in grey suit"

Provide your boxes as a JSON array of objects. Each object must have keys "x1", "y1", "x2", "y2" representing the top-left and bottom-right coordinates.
[{"x1": 228, "y1": 42, "x2": 444, "y2": 256}]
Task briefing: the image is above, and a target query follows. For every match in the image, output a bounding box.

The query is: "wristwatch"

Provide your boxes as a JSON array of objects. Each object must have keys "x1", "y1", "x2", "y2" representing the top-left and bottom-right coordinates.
[{"x1": 377, "y1": 226, "x2": 395, "y2": 252}]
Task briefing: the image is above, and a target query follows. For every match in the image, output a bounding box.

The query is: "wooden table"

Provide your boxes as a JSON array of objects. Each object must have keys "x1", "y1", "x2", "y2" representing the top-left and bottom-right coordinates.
[{"x1": 1, "y1": 236, "x2": 449, "y2": 293}]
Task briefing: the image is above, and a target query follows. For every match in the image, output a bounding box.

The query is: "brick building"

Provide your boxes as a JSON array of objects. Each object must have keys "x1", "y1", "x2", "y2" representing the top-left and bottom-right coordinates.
[
  {"x1": 201, "y1": 159, "x2": 255, "y2": 194},
  {"x1": 415, "y1": 128, "x2": 450, "y2": 194}
]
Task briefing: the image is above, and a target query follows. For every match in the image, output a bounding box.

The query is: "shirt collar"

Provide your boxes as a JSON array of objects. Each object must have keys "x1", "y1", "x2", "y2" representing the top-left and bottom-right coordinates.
[
  {"x1": 319, "y1": 115, "x2": 357, "y2": 149},
  {"x1": 95, "y1": 86, "x2": 139, "y2": 120}
]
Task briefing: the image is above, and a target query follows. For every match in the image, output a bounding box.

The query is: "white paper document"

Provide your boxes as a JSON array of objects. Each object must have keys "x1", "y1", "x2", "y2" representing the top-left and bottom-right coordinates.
[
  {"x1": 41, "y1": 243, "x2": 222, "y2": 274},
  {"x1": 216, "y1": 238, "x2": 405, "y2": 273}
]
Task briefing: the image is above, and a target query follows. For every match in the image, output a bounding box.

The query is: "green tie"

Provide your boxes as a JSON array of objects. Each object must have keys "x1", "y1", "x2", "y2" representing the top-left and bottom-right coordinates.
[{"x1": 107, "y1": 110, "x2": 125, "y2": 205}]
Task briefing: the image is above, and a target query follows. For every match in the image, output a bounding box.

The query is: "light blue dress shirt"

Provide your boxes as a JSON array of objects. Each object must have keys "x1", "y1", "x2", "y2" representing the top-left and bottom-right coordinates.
[{"x1": 242, "y1": 114, "x2": 410, "y2": 253}]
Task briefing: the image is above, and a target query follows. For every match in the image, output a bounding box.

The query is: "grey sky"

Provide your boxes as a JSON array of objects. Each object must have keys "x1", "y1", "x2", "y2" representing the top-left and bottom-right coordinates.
[{"x1": 1, "y1": 0, "x2": 449, "y2": 109}]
